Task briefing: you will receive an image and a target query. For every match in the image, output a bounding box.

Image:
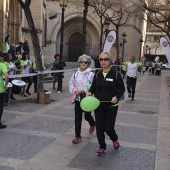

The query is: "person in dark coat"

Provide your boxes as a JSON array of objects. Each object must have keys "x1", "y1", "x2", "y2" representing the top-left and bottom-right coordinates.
[{"x1": 87, "y1": 52, "x2": 125, "y2": 156}]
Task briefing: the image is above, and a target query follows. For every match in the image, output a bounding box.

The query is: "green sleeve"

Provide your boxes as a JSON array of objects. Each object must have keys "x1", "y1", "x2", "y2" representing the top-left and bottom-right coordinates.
[
  {"x1": 4, "y1": 62, "x2": 9, "y2": 69},
  {"x1": 136, "y1": 63, "x2": 142, "y2": 68},
  {"x1": 123, "y1": 62, "x2": 129, "y2": 67}
]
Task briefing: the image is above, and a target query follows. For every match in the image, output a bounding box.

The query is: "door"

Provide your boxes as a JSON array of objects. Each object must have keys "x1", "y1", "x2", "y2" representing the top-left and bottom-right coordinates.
[{"x1": 68, "y1": 32, "x2": 83, "y2": 61}]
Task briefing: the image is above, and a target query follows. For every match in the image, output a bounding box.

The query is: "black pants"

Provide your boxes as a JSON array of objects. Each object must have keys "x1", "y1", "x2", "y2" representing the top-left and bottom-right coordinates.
[
  {"x1": 57, "y1": 74, "x2": 63, "y2": 91},
  {"x1": 94, "y1": 106, "x2": 118, "y2": 149},
  {"x1": 126, "y1": 76, "x2": 137, "y2": 98},
  {"x1": 152, "y1": 68, "x2": 155, "y2": 75},
  {"x1": 0, "y1": 93, "x2": 5, "y2": 122},
  {"x1": 33, "y1": 76, "x2": 37, "y2": 92},
  {"x1": 74, "y1": 100, "x2": 95, "y2": 137},
  {"x1": 22, "y1": 77, "x2": 32, "y2": 92}
]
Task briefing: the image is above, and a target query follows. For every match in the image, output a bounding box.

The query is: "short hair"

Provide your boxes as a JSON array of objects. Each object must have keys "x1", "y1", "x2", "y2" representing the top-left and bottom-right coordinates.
[
  {"x1": 130, "y1": 56, "x2": 135, "y2": 61},
  {"x1": 99, "y1": 52, "x2": 113, "y2": 63},
  {"x1": 78, "y1": 54, "x2": 92, "y2": 65},
  {"x1": 54, "y1": 53, "x2": 60, "y2": 59}
]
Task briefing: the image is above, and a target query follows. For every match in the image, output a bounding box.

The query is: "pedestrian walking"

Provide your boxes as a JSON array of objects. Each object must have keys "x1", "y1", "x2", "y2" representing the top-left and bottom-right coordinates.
[
  {"x1": 152, "y1": 61, "x2": 156, "y2": 75},
  {"x1": 69, "y1": 54, "x2": 95, "y2": 144},
  {"x1": 119, "y1": 55, "x2": 145, "y2": 101},
  {"x1": 0, "y1": 60, "x2": 9, "y2": 129},
  {"x1": 87, "y1": 52, "x2": 125, "y2": 156},
  {"x1": 51, "y1": 53, "x2": 66, "y2": 93}
]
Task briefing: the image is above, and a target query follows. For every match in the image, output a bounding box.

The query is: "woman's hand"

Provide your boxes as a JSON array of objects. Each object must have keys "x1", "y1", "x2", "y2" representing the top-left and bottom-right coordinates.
[
  {"x1": 86, "y1": 92, "x2": 92, "y2": 96},
  {"x1": 111, "y1": 96, "x2": 118, "y2": 103},
  {"x1": 76, "y1": 90, "x2": 81, "y2": 95}
]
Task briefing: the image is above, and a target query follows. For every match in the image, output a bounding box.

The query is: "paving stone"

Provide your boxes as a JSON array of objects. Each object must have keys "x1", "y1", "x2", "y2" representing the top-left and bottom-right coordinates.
[
  {"x1": 0, "y1": 131, "x2": 55, "y2": 160},
  {"x1": 124, "y1": 99, "x2": 160, "y2": 106},
  {"x1": 4, "y1": 101, "x2": 46, "y2": 113},
  {"x1": 119, "y1": 104, "x2": 159, "y2": 115},
  {"x1": 45, "y1": 106, "x2": 74, "y2": 118},
  {"x1": 2, "y1": 112, "x2": 21, "y2": 122},
  {"x1": 67, "y1": 143, "x2": 156, "y2": 170},
  {"x1": 0, "y1": 166, "x2": 15, "y2": 170},
  {"x1": 117, "y1": 113, "x2": 158, "y2": 128},
  {"x1": 115, "y1": 125, "x2": 157, "y2": 145},
  {"x1": 11, "y1": 116, "x2": 74, "y2": 134}
]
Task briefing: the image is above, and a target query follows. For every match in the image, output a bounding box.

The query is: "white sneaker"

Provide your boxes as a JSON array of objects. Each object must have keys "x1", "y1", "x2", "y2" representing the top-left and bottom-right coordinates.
[{"x1": 57, "y1": 91, "x2": 61, "y2": 93}]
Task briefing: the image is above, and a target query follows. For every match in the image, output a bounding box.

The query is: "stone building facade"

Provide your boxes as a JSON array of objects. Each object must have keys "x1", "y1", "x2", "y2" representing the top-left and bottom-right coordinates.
[{"x1": 0, "y1": 0, "x2": 146, "y2": 64}]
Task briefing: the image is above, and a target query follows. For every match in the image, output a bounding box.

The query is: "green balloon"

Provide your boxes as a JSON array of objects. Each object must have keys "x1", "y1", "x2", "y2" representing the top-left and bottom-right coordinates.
[
  {"x1": 80, "y1": 96, "x2": 100, "y2": 112},
  {"x1": 86, "y1": 84, "x2": 91, "y2": 91}
]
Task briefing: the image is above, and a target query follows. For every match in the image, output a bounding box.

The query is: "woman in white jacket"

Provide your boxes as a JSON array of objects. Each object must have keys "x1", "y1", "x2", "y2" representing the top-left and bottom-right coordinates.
[{"x1": 69, "y1": 54, "x2": 95, "y2": 144}]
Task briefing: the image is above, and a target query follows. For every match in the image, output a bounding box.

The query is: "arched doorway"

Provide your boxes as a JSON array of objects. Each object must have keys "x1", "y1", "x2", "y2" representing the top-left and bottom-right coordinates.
[{"x1": 68, "y1": 32, "x2": 83, "y2": 61}]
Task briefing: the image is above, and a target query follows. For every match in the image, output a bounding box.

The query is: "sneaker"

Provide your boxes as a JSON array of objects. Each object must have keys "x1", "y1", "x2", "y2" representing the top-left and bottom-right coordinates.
[
  {"x1": 0, "y1": 123, "x2": 7, "y2": 129},
  {"x1": 113, "y1": 141, "x2": 120, "y2": 151},
  {"x1": 21, "y1": 94, "x2": 28, "y2": 97},
  {"x1": 10, "y1": 96, "x2": 16, "y2": 100},
  {"x1": 26, "y1": 91, "x2": 31, "y2": 95},
  {"x1": 4, "y1": 103, "x2": 9, "y2": 106},
  {"x1": 96, "y1": 148, "x2": 106, "y2": 156},
  {"x1": 128, "y1": 93, "x2": 131, "y2": 98},
  {"x1": 131, "y1": 98, "x2": 134, "y2": 101},
  {"x1": 57, "y1": 91, "x2": 61, "y2": 93},
  {"x1": 72, "y1": 137, "x2": 82, "y2": 144},
  {"x1": 89, "y1": 126, "x2": 95, "y2": 134}
]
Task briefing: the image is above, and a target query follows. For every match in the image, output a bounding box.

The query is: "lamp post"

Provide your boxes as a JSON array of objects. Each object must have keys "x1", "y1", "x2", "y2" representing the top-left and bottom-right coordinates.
[
  {"x1": 103, "y1": 19, "x2": 110, "y2": 38},
  {"x1": 122, "y1": 32, "x2": 126, "y2": 61},
  {"x1": 139, "y1": 38, "x2": 143, "y2": 61},
  {"x1": 59, "y1": 0, "x2": 68, "y2": 61}
]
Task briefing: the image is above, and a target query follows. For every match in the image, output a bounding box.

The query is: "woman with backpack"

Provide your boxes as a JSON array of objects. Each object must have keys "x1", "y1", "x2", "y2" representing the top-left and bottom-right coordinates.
[
  {"x1": 87, "y1": 52, "x2": 125, "y2": 156},
  {"x1": 69, "y1": 54, "x2": 95, "y2": 144}
]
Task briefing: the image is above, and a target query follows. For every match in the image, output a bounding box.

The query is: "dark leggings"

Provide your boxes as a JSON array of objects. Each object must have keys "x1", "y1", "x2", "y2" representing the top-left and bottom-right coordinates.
[
  {"x1": 94, "y1": 106, "x2": 118, "y2": 149},
  {"x1": 126, "y1": 76, "x2": 137, "y2": 98},
  {"x1": 22, "y1": 77, "x2": 32, "y2": 92},
  {"x1": 0, "y1": 93, "x2": 5, "y2": 122},
  {"x1": 74, "y1": 100, "x2": 95, "y2": 137}
]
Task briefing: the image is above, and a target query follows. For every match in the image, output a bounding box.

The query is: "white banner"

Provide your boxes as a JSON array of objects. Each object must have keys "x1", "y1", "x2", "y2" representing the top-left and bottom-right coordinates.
[
  {"x1": 160, "y1": 36, "x2": 170, "y2": 64},
  {"x1": 103, "y1": 30, "x2": 116, "y2": 52}
]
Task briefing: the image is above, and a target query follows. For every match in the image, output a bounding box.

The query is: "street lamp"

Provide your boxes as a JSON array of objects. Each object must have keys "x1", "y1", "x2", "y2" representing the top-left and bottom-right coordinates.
[
  {"x1": 103, "y1": 19, "x2": 110, "y2": 37},
  {"x1": 122, "y1": 32, "x2": 127, "y2": 61},
  {"x1": 59, "y1": 0, "x2": 68, "y2": 61},
  {"x1": 139, "y1": 38, "x2": 143, "y2": 61}
]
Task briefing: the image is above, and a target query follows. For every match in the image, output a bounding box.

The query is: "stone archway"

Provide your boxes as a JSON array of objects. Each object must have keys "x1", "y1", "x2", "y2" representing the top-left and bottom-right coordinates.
[{"x1": 68, "y1": 32, "x2": 83, "y2": 61}]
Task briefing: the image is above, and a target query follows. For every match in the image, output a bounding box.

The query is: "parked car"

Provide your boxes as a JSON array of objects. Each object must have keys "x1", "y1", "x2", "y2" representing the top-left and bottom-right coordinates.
[{"x1": 162, "y1": 63, "x2": 170, "y2": 69}]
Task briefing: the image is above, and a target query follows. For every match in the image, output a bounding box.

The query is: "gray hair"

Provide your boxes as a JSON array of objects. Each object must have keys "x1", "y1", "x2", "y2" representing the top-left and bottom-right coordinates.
[{"x1": 78, "y1": 54, "x2": 92, "y2": 65}]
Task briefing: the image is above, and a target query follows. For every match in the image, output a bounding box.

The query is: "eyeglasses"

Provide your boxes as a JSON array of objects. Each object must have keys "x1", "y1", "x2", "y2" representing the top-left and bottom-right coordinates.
[
  {"x1": 99, "y1": 58, "x2": 110, "y2": 62},
  {"x1": 80, "y1": 61, "x2": 89, "y2": 64}
]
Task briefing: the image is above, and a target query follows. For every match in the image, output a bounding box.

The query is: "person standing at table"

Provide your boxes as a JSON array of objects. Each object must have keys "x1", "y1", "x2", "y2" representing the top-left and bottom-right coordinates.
[
  {"x1": 69, "y1": 54, "x2": 95, "y2": 144},
  {"x1": 0, "y1": 62, "x2": 9, "y2": 128},
  {"x1": 87, "y1": 52, "x2": 125, "y2": 156},
  {"x1": 20, "y1": 52, "x2": 32, "y2": 95}
]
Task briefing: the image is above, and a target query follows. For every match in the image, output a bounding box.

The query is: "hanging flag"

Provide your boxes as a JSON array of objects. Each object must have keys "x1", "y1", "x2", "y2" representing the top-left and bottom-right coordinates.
[
  {"x1": 160, "y1": 36, "x2": 170, "y2": 64},
  {"x1": 103, "y1": 30, "x2": 116, "y2": 52}
]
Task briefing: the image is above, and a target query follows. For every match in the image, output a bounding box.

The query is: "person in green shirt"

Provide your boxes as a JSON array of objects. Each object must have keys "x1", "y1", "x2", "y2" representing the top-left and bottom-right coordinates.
[{"x1": 0, "y1": 62, "x2": 9, "y2": 129}]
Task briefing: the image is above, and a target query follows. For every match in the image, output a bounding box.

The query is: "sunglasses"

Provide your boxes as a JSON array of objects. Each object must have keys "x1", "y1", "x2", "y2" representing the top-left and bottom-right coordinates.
[
  {"x1": 80, "y1": 61, "x2": 89, "y2": 64},
  {"x1": 99, "y1": 58, "x2": 110, "y2": 62}
]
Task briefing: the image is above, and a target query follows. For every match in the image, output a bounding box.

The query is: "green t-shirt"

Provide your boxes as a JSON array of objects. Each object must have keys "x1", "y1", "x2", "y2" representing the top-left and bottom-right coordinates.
[
  {"x1": 0, "y1": 63, "x2": 8, "y2": 93},
  {"x1": 124, "y1": 62, "x2": 142, "y2": 68},
  {"x1": 102, "y1": 72, "x2": 107, "y2": 78}
]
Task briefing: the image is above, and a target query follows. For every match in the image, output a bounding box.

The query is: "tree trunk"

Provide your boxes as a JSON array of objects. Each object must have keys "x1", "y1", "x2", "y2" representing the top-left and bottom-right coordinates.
[
  {"x1": 82, "y1": 0, "x2": 89, "y2": 54},
  {"x1": 23, "y1": 7, "x2": 44, "y2": 101}
]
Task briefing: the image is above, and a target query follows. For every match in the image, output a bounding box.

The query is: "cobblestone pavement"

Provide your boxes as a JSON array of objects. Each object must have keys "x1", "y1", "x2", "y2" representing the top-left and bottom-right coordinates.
[{"x1": 0, "y1": 69, "x2": 170, "y2": 170}]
